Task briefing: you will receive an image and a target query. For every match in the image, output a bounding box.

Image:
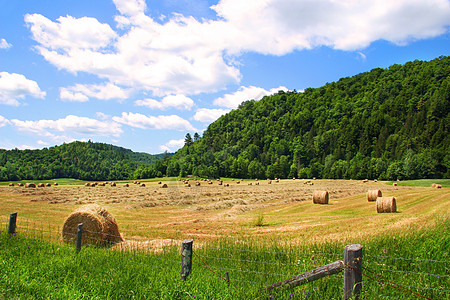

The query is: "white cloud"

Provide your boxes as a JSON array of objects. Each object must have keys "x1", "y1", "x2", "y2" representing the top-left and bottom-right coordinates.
[
  {"x1": 113, "y1": 112, "x2": 197, "y2": 131},
  {"x1": 0, "y1": 38, "x2": 11, "y2": 49},
  {"x1": 0, "y1": 72, "x2": 46, "y2": 106},
  {"x1": 25, "y1": 14, "x2": 117, "y2": 51},
  {"x1": 214, "y1": 85, "x2": 288, "y2": 109},
  {"x1": 11, "y1": 115, "x2": 123, "y2": 139},
  {"x1": 135, "y1": 94, "x2": 194, "y2": 110},
  {"x1": 60, "y1": 82, "x2": 129, "y2": 102},
  {"x1": 0, "y1": 115, "x2": 10, "y2": 127},
  {"x1": 159, "y1": 138, "x2": 185, "y2": 152},
  {"x1": 24, "y1": 0, "x2": 450, "y2": 97},
  {"x1": 193, "y1": 108, "x2": 230, "y2": 123}
]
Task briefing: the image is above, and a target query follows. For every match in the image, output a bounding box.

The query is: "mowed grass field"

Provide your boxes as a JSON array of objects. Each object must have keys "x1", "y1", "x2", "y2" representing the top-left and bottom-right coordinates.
[{"x1": 0, "y1": 178, "x2": 448, "y2": 244}]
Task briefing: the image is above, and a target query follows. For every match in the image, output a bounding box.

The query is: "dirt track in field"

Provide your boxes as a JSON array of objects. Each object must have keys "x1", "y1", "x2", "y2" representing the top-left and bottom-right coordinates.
[{"x1": 1, "y1": 179, "x2": 448, "y2": 244}]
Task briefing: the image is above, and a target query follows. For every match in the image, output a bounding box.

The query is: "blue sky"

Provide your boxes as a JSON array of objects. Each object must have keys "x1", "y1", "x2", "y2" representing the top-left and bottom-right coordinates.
[{"x1": 0, "y1": 0, "x2": 449, "y2": 154}]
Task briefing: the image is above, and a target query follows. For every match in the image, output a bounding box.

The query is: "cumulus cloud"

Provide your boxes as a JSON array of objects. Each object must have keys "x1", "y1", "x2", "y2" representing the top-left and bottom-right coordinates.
[
  {"x1": 0, "y1": 38, "x2": 11, "y2": 49},
  {"x1": 24, "y1": 0, "x2": 450, "y2": 97},
  {"x1": 214, "y1": 85, "x2": 288, "y2": 109},
  {"x1": 0, "y1": 72, "x2": 46, "y2": 106},
  {"x1": 0, "y1": 115, "x2": 10, "y2": 127},
  {"x1": 113, "y1": 112, "x2": 197, "y2": 131},
  {"x1": 135, "y1": 94, "x2": 194, "y2": 110},
  {"x1": 60, "y1": 82, "x2": 129, "y2": 102},
  {"x1": 159, "y1": 138, "x2": 185, "y2": 152},
  {"x1": 193, "y1": 108, "x2": 230, "y2": 123},
  {"x1": 11, "y1": 115, "x2": 123, "y2": 139}
]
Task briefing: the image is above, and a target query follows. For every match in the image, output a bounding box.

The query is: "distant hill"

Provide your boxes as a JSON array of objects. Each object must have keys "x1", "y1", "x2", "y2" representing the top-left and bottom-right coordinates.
[
  {"x1": 0, "y1": 141, "x2": 170, "y2": 181},
  {"x1": 168, "y1": 56, "x2": 449, "y2": 180}
]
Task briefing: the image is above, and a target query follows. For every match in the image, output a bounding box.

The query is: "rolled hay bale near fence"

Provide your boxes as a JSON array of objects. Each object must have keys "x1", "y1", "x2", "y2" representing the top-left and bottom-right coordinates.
[
  {"x1": 367, "y1": 189, "x2": 382, "y2": 202},
  {"x1": 376, "y1": 197, "x2": 397, "y2": 213},
  {"x1": 62, "y1": 204, "x2": 123, "y2": 246},
  {"x1": 26, "y1": 183, "x2": 36, "y2": 188},
  {"x1": 313, "y1": 190, "x2": 329, "y2": 204}
]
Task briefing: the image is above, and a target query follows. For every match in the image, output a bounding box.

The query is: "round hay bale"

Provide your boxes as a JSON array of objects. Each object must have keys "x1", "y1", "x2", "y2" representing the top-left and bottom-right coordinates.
[
  {"x1": 85, "y1": 183, "x2": 90, "y2": 187},
  {"x1": 54, "y1": 182, "x2": 58, "y2": 186},
  {"x1": 255, "y1": 182, "x2": 259, "y2": 185},
  {"x1": 26, "y1": 183, "x2": 36, "y2": 188},
  {"x1": 158, "y1": 181, "x2": 162, "y2": 184},
  {"x1": 367, "y1": 189, "x2": 382, "y2": 202},
  {"x1": 62, "y1": 204, "x2": 123, "y2": 246},
  {"x1": 110, "y1": 182, "x2": 116, "y2": 187},
  {"x1": 46, "y1": 183, "x2": 51, "y2": 187},
  {"x1": 268, "y1": 180, "x2": 272, "y2": 184},
  {"x1": 140, "y1": 183, "x2": 146, "y2": 187},
  {"x1": 185, "y1": 183, "x2": 191, "y2": 187},
  {"x1": 18, "y1": 183, "x2": 24, "y2": 187},
  {"x1": 376, "y1": 197, "x2": 397, "y2": 213},
  {"x1": 196, "y1": 182, "x2": 201, "y2": 186},
  {"x1": 38, "y1": 183, "x2": 45, "y2": 188},
  {"x1": 98, "y1": 182, "x2": 105, "y2": 186},
  {"x1": 161, "y1": 183, "x2": 168, "y2": 188},
  {"x1": 218, "y1": 181, "x2": 223, "y2": 185},
  {"x1": 123, "y1": 183, "x2": 129, "y2": 187},
  {"x1": 9, "y1": 183, "x2": 14, "y2": 187},
  {"x1": 393, "y1": 182, "x2": 398, "y2": 187},
  {"x1": 236, "y1": 181, "x2": 240, "y2": 184},
  {"x1": 431, "y1": 183, "x2": 436, "y2": 188},
  {"x1": 313, "y1": 190, "x2": 329, "y2": 204},
  {"x1": 435, "y1": 184, "x2": 442, "y2": 189}
]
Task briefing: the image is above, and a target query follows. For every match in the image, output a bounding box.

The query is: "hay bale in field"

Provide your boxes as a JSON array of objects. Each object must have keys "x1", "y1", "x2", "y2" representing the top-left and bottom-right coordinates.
[
  {"x1": 435, "y1": 184, "x2": 442, "y2": 189},
  {"x1": 196, "y1": 182, "x2": 201, "y2": 186},
  {"x1": 54, "y1": 183, "x2": 58, "y2": 186},
  {"x1": 18, "y1": 183, "x2": 24, "y2": 187},
  {"x1": 185, "y1": 183, "x2": 191, "y2": 187},
  {"x1": 218, "y1": 181, "x2": 223, "y2": 185},
  {"x1": 224, "y1": 183, "x2": 230, "y2": 187},
  {"x1": 248, "y1": 182, "x2": 252, "y2": 185},
  {"x1": 62, "y1": 204, "x2": 123, "y2": 246},
  {"x1": 46, "y1": 183, "x2": 51, "y2": 187},
  {"x1": 362, "y1": 179, "x2": 368, "y2": 183},
  {"x1": 38, "y1": 183, "x2": 45, "y2": 188},
  {"x1": 161, "y1": 183, "x2": 168, "y2": 188},
  {"x1": 85, "y1": 183, "x2": 90, "y2": 187},
  {"x1": 98, "y1": 182, "x2": 105, "y2": 186},
  {"x1": 236, "y1": 181, "x2": 240, "y2": 184},
  {"x1": 9, "y1": 183, "x2": 14, "y2": 186},
  {"x1": 123, "y1": 183, "x2": 129, "y2": 187},
  {"x1": 376, "y1": 197, "x2": 397, "y2": 213},
  {"x1": 374, "y1": 179, "x2": 378, "y2": 182},
  {"x1": 268, "y1": 180, "x2": 272, "y2": 184},
  {"x1": 140, "y1": 183, "x2": 146, "y2": 187},
  {"x1": 313, "y1": 190, "x2": 329, "y2": 204},
  {"x1": 255, "y1": 182, "x2": 259, "y2": 185},
  {"x1": 26, "y1": 183, "x2": 36, "y2": 188},
  {"x1": 110, "y1": 182, "x2": 116, "y2": 187},
  {"x1": 158, "y1": 181, "x2": 162, "y2": 184},
  {"x1": 367, "y1": 189, "x2": 382, "y2": 202},
  {"x1": 431, "y1": 183, "x2": 436, "y2": 188},
  {"x1": 393, "y1": 182, "x2": 398, "y2": 187}
]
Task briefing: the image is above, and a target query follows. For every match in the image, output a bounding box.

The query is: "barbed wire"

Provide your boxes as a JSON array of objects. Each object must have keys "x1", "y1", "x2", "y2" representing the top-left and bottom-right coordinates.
[
  {"x1": 199, "y1": 245, "x2": 341, "y2": 258},
  {"x1": 366, "y1": 267, "x2": 449, "y2": 279},
  {"x1": 365, "y1": 254, "x2": 450, "y2": 264}
]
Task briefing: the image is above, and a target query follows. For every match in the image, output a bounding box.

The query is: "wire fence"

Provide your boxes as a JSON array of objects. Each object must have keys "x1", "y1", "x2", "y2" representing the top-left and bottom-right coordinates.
[{"x1": 1, "y1": 213, "x2": 449, "y2": 299}]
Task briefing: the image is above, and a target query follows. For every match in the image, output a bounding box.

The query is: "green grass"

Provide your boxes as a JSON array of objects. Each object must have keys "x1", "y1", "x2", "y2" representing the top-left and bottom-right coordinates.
[
  {"x1": 386, "y1": 179, "x2": 450, "y2": 187},
  {"x1": 0, "y1": 216, "x2": 448, "y2": 299}
]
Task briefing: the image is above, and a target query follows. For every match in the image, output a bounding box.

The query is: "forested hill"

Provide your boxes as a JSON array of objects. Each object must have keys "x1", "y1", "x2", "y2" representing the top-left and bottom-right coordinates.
[
  {"x1": 167, "y1": 56, "x2": 449, "y2": 180},
  {"x1": 0, "y1": 141, "x2": 169, "y2": 181}
]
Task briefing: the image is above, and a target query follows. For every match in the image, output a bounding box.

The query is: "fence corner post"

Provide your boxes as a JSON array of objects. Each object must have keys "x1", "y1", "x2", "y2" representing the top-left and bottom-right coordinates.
[
  {"x1": 8, "y1": 212, "x2": 17, "y2": 235},
  {"x1": 181, "y1": 239, "x2": 193, "y2": 281},
  {"x1": 75, "y1": 223, "x2": 83, "y2": 254},
  {"x1": 343, "y1": 244, "x2": 363, "y2": 300}
]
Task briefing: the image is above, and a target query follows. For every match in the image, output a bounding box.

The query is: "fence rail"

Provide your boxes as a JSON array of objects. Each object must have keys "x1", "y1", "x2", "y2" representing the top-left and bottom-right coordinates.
[{"x1": 1, "y1": 212, "x2": 448, "y2": 299}]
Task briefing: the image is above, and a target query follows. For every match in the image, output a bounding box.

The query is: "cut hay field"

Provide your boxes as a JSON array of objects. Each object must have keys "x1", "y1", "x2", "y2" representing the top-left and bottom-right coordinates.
[{"x1": 1, "y1": 178, "x2": 448, "y2": 245}]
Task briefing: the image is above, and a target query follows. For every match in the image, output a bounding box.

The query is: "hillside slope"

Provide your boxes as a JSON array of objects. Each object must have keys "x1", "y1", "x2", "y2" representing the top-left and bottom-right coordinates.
[
  {"x1": 169, "y1": 56, "x2": 449, "y2": 180},
  {"x1": 0, "y1": 141, "x2": 168, "y2": 181}
]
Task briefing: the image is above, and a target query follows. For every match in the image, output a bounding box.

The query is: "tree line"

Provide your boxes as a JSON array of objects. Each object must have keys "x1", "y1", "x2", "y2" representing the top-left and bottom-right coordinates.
[
  {"x1": 1, "y1": 56, "x2": 448, "y2": 181},
  {"x1": 0, "y1": 141, "x2": 167, "y2": 181},
  {"x1": 168, "y1": 56, "x2": 449, "y2": 180}
]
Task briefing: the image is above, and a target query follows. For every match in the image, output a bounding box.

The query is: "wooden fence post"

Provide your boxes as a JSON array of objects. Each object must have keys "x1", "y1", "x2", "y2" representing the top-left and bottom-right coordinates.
[
  {"x1": 343, "y1": 244, "x2": 363, "y2": 300},
  {"x1": 180, "y1": 239, "x2": 193, "y2": 281},
  {"x1": 75, "y1": 223, "x2": 83, "y2": 254},
  {"x1": 8, "y1": 212, "x2": 17, "y2": 235}
]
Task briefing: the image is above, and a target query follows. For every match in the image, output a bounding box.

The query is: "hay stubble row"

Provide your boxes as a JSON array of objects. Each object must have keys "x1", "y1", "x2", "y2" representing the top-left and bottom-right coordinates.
[{"x1": 1, "y1": 179, "x2": 448, "y2": 244}]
